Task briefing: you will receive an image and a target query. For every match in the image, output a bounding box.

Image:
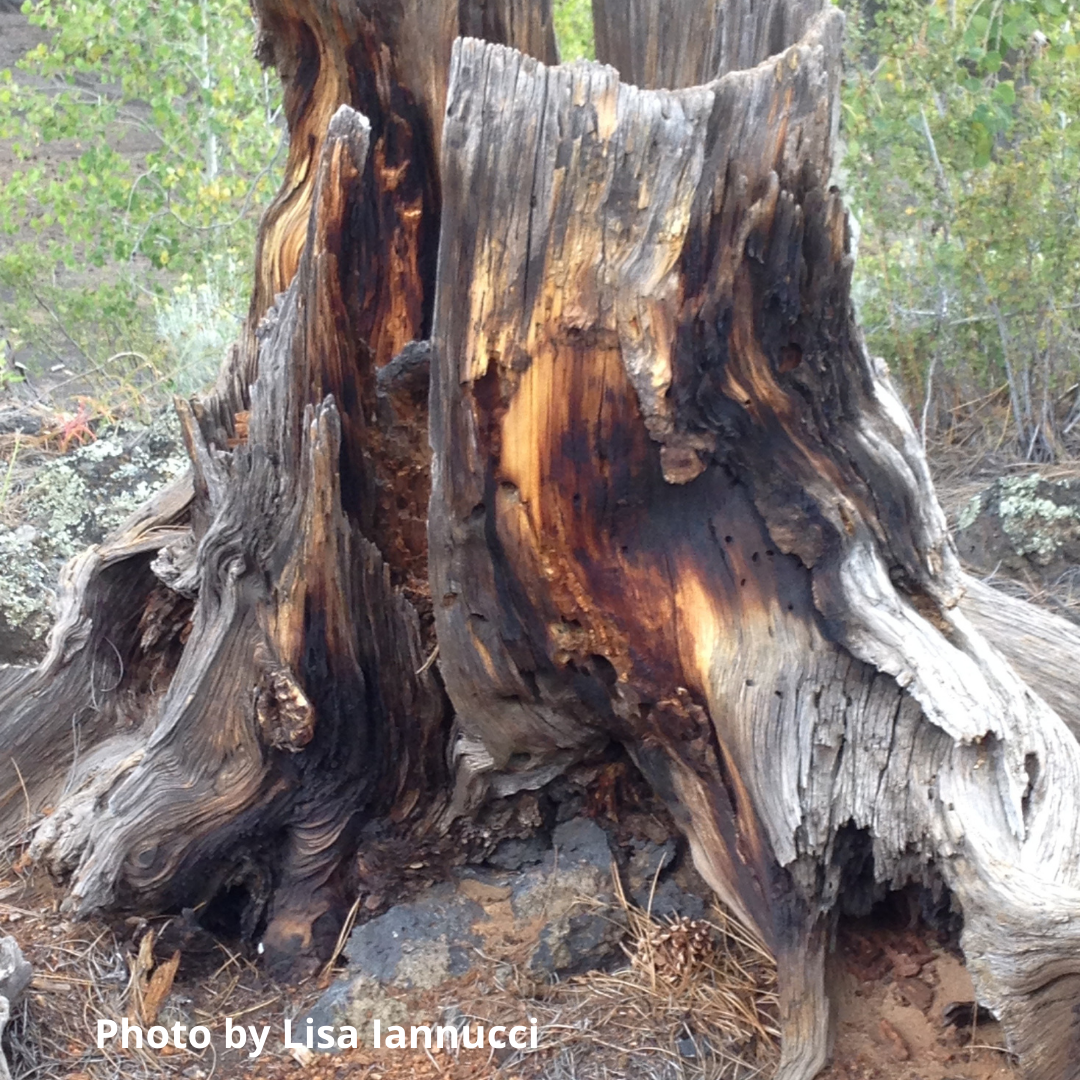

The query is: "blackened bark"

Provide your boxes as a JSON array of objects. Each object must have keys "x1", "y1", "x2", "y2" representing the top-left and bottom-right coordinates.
[
  {"x1": 2, "y1": 3, "x2": 1079, "y2": 1077},
  {"x1": 427, "y1": 22, "x2": 1080, "y2": 1080}
]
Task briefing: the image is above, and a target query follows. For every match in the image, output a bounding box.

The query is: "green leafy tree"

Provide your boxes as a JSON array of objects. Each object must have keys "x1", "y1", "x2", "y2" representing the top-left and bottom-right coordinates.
[
  {"x1": 843, "y1": 0, "x2": 1080, "y2": 459},
  {"x1": 0, "y1": 0, "x2": 282, "y2": 401},
  {"x1": 554, "y1": 0, "x2": 595, "y2": 60}
]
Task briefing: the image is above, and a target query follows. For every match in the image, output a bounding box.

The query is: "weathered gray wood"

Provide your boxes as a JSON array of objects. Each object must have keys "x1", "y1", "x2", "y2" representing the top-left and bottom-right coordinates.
[
  {"x1": 31, "y1": 108, "x2": 447, "y2": 972},
  {"x1": 0, "y1": 0, "x2": 560, "y2": 973},
  {"x1": 959, "y1": 575, "x2": 1080, "y2": 741},
  {"x1": 2, "y1": 2, "x2": 1080, "y2": 1076},
  {"x1": 428, "y1": 28, "x2": 1080, "y2": 1080},
  {"x1": 0, "y1": 475, "x2": 193, "y2": 834},
  {"x1": 593, "y1": 0, "x2": 827, "y2": 88}
]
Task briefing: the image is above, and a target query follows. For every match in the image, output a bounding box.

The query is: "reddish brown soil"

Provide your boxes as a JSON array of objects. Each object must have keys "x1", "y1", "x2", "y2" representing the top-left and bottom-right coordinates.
[{"x1": 820, "y1": 925, "x2": 1018, "y2": 1080}]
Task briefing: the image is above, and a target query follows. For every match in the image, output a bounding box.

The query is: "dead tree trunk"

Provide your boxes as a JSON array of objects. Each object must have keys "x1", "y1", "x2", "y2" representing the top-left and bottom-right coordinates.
[
  {"x1": 0, "y1": 0, "x2": 557, "y2": 971},
  {"x1": 2, "y1": 1, "x2": 1079, "y2": 1077}
]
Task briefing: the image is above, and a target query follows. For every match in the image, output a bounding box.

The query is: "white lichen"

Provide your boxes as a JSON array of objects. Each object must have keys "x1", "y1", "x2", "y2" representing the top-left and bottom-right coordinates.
[
  {"x1": 995, "y1": 475, "x2": 1080, "y2": 566},
  {"x1": 0, "y1": 412, "x2": 188, "y2": 660},
  {"x1": 957, "y1": 492, "x2": 984, "y2": 533}
]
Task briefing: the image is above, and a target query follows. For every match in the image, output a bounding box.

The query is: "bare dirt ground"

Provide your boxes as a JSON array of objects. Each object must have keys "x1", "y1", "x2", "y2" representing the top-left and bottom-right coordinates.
[
  {"x1": 0, "y1": 810, "x2": 1020, "y2": 1080},
  {"x1": 819, "y1": 922, "x2": 1016, "y2": 1080}
]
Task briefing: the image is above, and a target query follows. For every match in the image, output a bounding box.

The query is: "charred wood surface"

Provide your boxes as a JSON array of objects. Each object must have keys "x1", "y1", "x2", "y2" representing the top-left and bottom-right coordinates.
[
  {"x1": 0, "y1": 0, "x2": 1078, "y2": 1076},
  {"x1": 0, "y1": 0, "x2": 559, "y2": 970},
  {"x1": 249, "y1": 0, "x2": 557, "y2": 336},
  {"x1": 28, "y1": 110, "x2": 445, "y2": 971},
  {"x1": 428, "y1": 24, "x2": 1080, "y2": 1080}
]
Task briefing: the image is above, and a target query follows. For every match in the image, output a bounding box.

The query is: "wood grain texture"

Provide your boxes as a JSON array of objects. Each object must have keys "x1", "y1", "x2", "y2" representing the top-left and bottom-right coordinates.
[
  {"x1": 428, "y1": 28, "x2": 1080, "y2": 1080},
  {"x1": 0, "y1": 474, "x2": 194, "y2": 834},
  {"x1": 0, "y1": 1, "x2": 563, "y2": 968},
  {"x1": 28, "y1": 109, "x2": 446, "y2": 973},
  {"x1": 959, "y1": 575, "x2": 1080, "y2": 741},
  {"x1": 248, "y1": 0, "x2": 557, "y2": 336},
  {"x1": 1, "y1": 1, "x2": 1078, "y2": 1073},
  {"x1": 593, "y1": 0, "x2": 827, "y2": 88},
  {"x1": 244, "y1": 0, "x2": 560, "y2": 600}
]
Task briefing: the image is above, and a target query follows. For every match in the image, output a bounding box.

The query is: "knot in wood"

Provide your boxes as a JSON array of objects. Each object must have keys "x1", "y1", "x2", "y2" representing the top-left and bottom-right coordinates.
[{"x1": 254, "y1": 655, "x2": 315, "y2": 752}]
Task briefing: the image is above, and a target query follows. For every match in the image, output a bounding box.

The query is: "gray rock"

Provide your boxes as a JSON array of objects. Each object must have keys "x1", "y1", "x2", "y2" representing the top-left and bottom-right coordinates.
[
  {"x1": 955, "y1": 475, "x2": 1080, "y2": 583},
  {"x1": 485, "y1": 834, "x2": 547, "y2": 870},
  {"x1": 626, "y1": 838, "x2": 705, "y2": 919},
  {"x1": 512, "y1": 818, "x2": 626, "y2": 975},
  {"x1": 628, "y1": 838, "x2": 676, "y2": 897},
  {"x1": 0, "y1": 410, "x2": 188, "y2": 662},
  {"x1": 306, "y1": 817, "x2": 632, "y2": 1029},
  {"x1": 552, "y1": 817, "x2": 612, "y2": 866},
  {"x1": 0, "y1": 935, "x2": 30, "y2": 1004},
  {"x1": 300, "y1": 972, "x2": 411, "y2": 1046},
  {"x1": 302, "y1": 884, "x2": 483, "y2": 1043},
  {"x1": 638, "y1": 878, "x2": 705, "y2": 921},
  {"x1": 343, "y1": 882, "x2": 484, "y2": 990},
  {"x1": 529, "y1": 906, "x2": 625, "y2": 976}
]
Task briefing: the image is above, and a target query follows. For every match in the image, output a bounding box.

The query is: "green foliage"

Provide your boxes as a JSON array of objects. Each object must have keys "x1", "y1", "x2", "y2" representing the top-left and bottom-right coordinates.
[
  {"x1": 843, "y1": 0, "x2": 1080, "y2": 457},
  {"x1": 554, "y1": 0, "x2": 595, "y2": 61},
  {"x1": 4, "y1": 0, "x2": 1076, "y2": 460},
  {"x1": 0, "y1": 0, "x2": 282, "y2": 401}
]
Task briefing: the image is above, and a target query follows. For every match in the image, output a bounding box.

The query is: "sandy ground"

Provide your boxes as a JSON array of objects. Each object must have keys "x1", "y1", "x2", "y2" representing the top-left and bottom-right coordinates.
[{"x1": 820, "y1": 922, "x2": 1016, "y2": 1080}]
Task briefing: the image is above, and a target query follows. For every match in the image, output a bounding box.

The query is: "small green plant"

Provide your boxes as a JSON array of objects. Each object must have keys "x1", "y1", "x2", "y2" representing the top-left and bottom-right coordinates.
[
  {"x1": 843, "y1": 0, "x2": 1080, "y2": 458},
  {"x1": 154, "y1": 255, "x2": 246, "y2": 396}
]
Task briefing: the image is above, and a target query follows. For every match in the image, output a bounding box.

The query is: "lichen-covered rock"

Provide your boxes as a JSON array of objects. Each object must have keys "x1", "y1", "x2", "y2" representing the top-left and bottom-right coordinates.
[
  {"x1": 0, "y1": 411, "x2": 188, "y2": 663},
  {"x1": 0, "y1": 934, "x2": 31, "y2": 1080},
  {"x1": 954, "y1": 474, "x2": 1080, "y2": 583}
]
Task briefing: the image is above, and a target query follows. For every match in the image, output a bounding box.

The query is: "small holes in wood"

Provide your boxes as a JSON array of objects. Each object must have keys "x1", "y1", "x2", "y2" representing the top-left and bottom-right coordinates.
[{"x1": 779, "y1": 343, "x2": 803, "y2": 373}]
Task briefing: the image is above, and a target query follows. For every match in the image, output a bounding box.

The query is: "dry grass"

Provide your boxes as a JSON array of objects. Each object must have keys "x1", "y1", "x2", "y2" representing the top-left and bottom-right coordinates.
[
  {"x1": 445, "y1": 872, "x2": 779, "y2": 1080},
  {"x1": 0, "y1": 836, "x2": 311, "y2": 1080},
  {"x1": 0, "y1": 846, "x2": 780, "y2": 1080},
  {"x1": 967, "y1": 562, "x2": 1080, "y2": 623}
]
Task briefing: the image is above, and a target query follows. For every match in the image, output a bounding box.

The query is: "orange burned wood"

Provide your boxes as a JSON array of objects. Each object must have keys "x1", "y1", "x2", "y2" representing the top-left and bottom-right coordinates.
[{"x1": 429, "y1": 30, "x2": 1080, "y2": 1080}]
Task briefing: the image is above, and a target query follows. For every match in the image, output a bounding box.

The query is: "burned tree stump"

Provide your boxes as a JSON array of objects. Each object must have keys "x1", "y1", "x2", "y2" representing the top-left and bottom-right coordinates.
[
  {"x1": 0, "y1": 0, "x2": 557, "y2": 972},
  {"x1": 430, "y1": 16, "x2": 1080, "y2": 1080},
  {"x1": 2, "y1": 0, "x2": 1079, "y2": 1076}
]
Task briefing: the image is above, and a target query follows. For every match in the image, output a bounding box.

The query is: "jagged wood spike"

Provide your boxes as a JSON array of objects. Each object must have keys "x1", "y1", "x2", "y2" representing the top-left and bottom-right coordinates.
[
  {"x1": 1, "y1": 2, "x2": 1078, "y2": 1075},
  {"x1": 0, "y1": 0, "x2": 561, "y2": 968},
  {"x1": 249, "y1": 0, "x2": 558, "y2": 336},
  {"x1": 31, "y1": 107, "x2": 447, "y2": 972}
]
